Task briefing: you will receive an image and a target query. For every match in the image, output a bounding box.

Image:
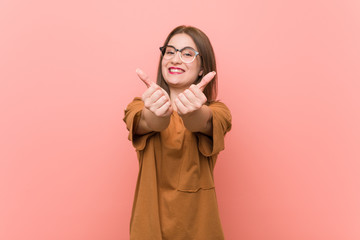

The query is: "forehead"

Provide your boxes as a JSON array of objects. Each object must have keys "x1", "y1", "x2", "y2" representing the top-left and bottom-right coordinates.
[{"x1": 168, "y1": 33, "x2": 198, "y2": 50}]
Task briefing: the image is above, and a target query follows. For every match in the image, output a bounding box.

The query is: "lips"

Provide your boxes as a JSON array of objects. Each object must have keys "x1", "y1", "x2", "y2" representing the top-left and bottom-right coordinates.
[{"x1": 168, "y1": 67, "x2": 185, "y2": 74}]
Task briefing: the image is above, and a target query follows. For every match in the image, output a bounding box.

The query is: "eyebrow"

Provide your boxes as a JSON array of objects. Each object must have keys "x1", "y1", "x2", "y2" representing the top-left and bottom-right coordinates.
[{"x1": 167, "y1": 45, "x2": 197, "y2": 51}]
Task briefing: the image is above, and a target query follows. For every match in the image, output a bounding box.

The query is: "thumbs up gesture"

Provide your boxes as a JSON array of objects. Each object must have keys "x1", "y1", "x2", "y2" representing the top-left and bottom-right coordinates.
[
  {"x1": 174, "y1": 71, "x2": 216, "y2": 116},
  {"x1": 136, "y1": 68, "x2": 173, "y2": 118}
]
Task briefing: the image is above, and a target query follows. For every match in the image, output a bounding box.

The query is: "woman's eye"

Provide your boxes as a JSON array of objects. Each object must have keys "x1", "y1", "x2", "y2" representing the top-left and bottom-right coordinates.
[
  {"x1": 166, "y1": 51, "x2": 175, "y2": 55},
  {"x1": 183, "y1": 51, "x2": 194, "y2": 57}
]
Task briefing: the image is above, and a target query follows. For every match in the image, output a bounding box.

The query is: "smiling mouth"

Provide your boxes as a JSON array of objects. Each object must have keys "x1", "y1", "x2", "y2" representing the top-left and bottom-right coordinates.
[{"x1": 168, "y1": 67, "x2": 185, "y2": 74}]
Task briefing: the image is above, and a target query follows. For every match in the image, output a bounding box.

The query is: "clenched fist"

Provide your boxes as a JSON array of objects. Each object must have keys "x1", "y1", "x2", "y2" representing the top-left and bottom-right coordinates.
[
  {"x1": 175, "y1": 71, "x2": 216, "y2": 116},
  {"x1": 136, "y1": 68, "x2": 173, "y2": 117}
]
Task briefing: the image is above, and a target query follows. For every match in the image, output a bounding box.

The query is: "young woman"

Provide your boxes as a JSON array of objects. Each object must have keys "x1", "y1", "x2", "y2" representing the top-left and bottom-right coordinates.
[{"x1": 124, "y1": 25, "x2": 232, "y2": 240}]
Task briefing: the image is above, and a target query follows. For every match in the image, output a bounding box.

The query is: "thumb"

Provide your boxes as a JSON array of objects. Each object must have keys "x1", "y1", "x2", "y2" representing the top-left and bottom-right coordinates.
[
  {"x1": 136, "y1": 68, "x2": 153, "y2": 88},
  {"x1": 196, "y1": 71, "x2": 216, "y2": 91}
]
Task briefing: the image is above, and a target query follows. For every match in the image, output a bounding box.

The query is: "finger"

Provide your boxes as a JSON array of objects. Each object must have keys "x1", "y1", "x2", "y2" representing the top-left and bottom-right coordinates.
[
  {"x1": 144, "y1": 89, "x2": 163, "y2": 108},
  {"x1": 196, "y1": 71, "x2": 216, "y2": 91},
  {"x1": 183, "y1": 88, "x2": 205, "y2": 108},
  {"x1": 175, "y1": 97, "x2": 187, "y2": 115},
  {"x1": 178, "y1": 92, "x2": 192, "y2": 108},
  {"x1": 183, "y1": 88, "x2": 206, "y2": 111},
  {"x1": 182, "y1": 89, "x2": 197, "y2": 103},
  {"x1": 154, "y1": 101, "x2": 172, "y2": 117},
  {"x1": 160, "y1": 88, "x2": 171, "y2": 99},
  {"x1": 136, "y1": 68, "x2": 153, "y2": 88},
  {"x1": 142, "y1": 85, "x2": 159, "y2": 101},
  {"x1": 149, "y1": 90, "x2": 164, "y2": 103},
  {"x1": 189, "y1": 85, "x2": 207, "y2": 104},
  {"x1": 150, "y1": 95, "x2": 167, "y2": 111}
]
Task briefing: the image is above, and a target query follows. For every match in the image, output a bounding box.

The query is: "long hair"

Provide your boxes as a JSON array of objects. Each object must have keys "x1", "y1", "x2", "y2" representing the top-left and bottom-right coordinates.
[{"x1": 156, "y1": 25, "x2": 218, "y2": 103}]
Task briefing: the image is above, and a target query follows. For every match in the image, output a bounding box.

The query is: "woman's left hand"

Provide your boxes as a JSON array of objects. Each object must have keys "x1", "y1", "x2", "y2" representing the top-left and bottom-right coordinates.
[{"x1": 175, "y1": 71, "x2": 216, "y2": 116}]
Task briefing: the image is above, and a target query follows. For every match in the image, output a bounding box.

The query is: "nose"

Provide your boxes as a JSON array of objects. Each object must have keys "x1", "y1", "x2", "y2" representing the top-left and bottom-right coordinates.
[{"x1": 171, "y1": 51, "x2": 182, "y2": 64}]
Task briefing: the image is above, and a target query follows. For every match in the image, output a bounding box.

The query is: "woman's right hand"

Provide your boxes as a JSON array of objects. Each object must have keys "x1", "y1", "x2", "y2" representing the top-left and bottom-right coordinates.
[{"x1": 136, "y1": 68, "x2": 173, "y2": 117}]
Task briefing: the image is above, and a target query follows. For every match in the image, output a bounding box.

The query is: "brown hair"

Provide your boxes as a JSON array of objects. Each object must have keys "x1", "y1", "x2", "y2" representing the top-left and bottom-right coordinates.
[{"x1": 156, "y1": 25, "x2": 218, "y2": 103}]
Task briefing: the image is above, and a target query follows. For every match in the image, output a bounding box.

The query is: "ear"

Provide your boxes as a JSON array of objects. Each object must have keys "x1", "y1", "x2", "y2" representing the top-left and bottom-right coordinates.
[{"x1": 198, "y1": 68, "x2": 204, "y2": 77}]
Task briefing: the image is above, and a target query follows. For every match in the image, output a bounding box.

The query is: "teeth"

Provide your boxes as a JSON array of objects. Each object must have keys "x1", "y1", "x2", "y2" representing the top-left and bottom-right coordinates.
[{"x1": 169, "y1": 68, "x2": 183, "y2": 73}]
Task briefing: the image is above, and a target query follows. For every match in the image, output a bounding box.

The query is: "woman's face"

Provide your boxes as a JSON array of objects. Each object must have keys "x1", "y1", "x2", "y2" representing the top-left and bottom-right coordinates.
[{"x1": 161, "y1": 33, "x2": 203, "y2": 91}]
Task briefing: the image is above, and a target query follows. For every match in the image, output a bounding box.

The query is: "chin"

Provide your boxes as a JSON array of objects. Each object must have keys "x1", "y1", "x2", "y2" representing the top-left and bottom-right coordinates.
[
  {"x1": 164, "y1": 79, "x2": 181, "y2": 87},
  {"x1": 164, "y1": 75, "x2": 182, "y2": 84}
]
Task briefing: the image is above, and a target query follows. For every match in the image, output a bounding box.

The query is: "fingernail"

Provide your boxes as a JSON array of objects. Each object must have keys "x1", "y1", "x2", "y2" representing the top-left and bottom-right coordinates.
[{"x1": 136, "y1": 68, "x2": 141, "y2": 74}]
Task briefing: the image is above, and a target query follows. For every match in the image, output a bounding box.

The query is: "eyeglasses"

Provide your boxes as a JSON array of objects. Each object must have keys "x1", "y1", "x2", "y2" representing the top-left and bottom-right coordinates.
[{"x1": 160, "y1": 45, "x2": 200, "y2": 63}]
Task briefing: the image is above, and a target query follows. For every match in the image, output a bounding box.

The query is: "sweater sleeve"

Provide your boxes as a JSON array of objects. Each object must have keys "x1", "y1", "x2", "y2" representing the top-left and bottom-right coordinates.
[
  {"x1": 123, "y1": 97, "x2": 156, "y2": 151},
  {"x1": 196, "y1": 101, "x2": 232, "y2": 157}
]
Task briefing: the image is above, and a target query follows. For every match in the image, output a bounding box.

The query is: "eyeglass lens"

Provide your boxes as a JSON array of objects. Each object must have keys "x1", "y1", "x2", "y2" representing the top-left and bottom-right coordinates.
[{"x1": 162, "y1": 46, "x2": 196, "y2": 63}]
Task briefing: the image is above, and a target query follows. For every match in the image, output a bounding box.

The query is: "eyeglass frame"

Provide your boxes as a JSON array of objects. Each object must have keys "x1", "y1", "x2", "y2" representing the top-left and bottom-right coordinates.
[{"x1": 159, "y1": 45, "x2": 200, "y2": 63}]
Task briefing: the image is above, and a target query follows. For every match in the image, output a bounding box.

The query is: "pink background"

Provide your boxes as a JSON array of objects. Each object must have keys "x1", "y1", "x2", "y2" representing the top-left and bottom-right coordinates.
[{"x1": 1, "y1": 0, "x2": 359, "y2": 239}]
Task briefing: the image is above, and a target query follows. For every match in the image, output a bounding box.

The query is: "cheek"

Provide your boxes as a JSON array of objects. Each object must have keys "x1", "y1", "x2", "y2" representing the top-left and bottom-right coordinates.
[
  {"x1": 161, "y1": 60, "x2": 167, "y2": 72},
  {"x1": 161, "y1": 60, "x2": 169, "y2": 81},
  {"x1": 188, "y1": 63, "x2": 202, "y2": 76}
]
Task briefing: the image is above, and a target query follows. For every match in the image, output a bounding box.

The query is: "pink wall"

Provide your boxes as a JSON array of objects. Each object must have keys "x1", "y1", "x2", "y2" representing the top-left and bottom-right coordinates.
[{"x1": 1, "y1": 0, "x2": 359, "y2": 239}]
